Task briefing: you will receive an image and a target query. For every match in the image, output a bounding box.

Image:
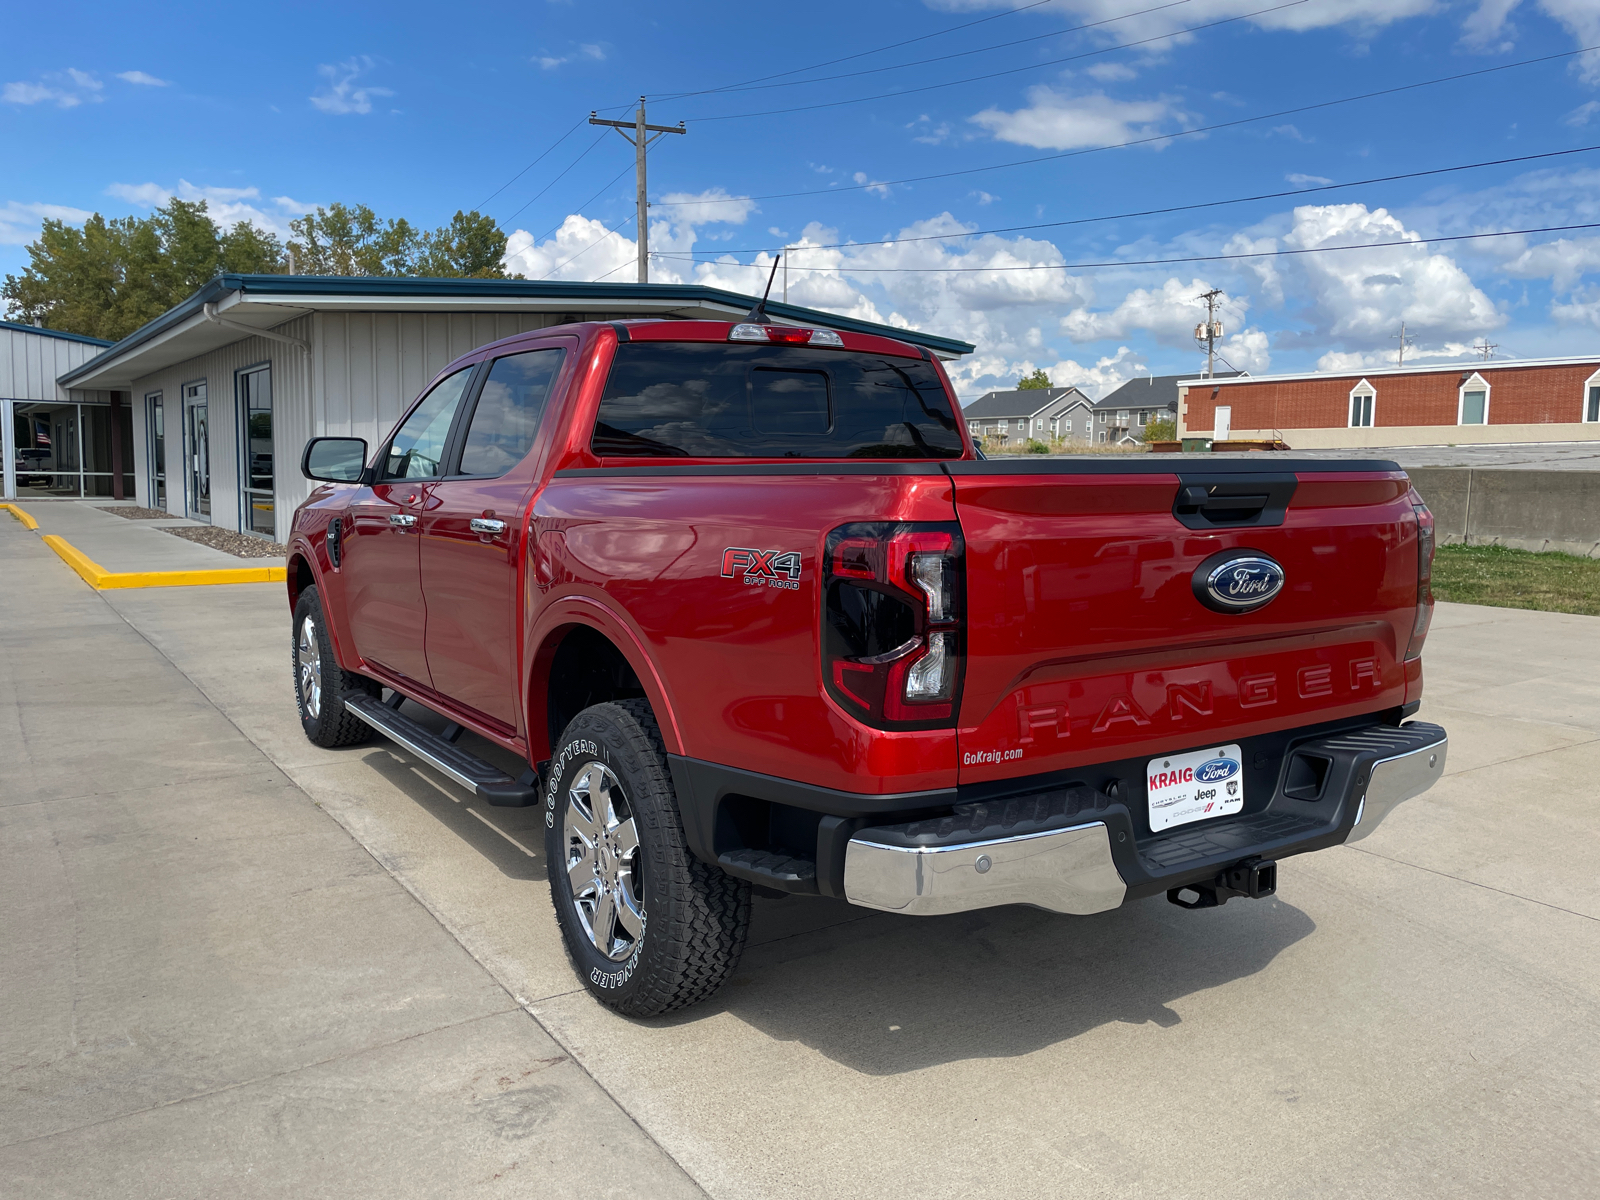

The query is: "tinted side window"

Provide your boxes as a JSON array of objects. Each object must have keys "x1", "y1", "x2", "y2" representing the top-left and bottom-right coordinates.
[
  {"x1": 383, "y1": 366, "x2": 473, "y2": 479},
  {"x1": 458, "y1": 348, "x2": 564, "y2": 476},
  {"x1": 593, "y1": 343, "x2": 962, "y2": 459}
]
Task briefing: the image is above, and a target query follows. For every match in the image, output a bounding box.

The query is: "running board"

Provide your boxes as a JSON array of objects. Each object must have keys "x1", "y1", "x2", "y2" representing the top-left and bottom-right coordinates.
[{"x1": 343, "y1": 692, "x2": 540, "y2": 807}]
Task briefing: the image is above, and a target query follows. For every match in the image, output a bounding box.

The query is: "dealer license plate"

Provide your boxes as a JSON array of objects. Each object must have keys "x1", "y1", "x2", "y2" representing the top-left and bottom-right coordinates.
[{"x1": 1146, "y1": 744, "x2": 1245, "y2": 832}]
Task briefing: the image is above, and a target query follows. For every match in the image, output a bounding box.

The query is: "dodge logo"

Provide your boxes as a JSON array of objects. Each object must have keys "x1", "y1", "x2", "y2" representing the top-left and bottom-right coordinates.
[{"x1": 1192, "y1": 550, "x2": 1286, "y2": 614}]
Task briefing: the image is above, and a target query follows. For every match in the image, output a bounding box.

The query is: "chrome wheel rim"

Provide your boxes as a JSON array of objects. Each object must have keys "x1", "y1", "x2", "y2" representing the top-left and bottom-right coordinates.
[
  {"x1": 564, "y1": 761, "x2": 644, "y2": 962},
  {"x1": 297, "y1": 615, "x2": 322, "y2": 720}
]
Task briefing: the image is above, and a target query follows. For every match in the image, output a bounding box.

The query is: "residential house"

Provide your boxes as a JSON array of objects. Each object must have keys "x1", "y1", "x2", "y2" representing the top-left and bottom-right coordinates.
[
  {"x1": 1091, "y1": 371, "x2": 1242, "y2": 444},
  {"x1": 960, "y1": 385, "x2": 1095, "y2": 445}
]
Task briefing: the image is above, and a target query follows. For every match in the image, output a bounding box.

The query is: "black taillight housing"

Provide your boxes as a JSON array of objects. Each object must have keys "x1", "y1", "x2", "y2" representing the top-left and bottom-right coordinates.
[
  {"x1": 822, "y1": 522, "x2": 964, "y2": 730},
  {"x1": 1405, "y1": 496, "x2": 1435, "y2": 661}
]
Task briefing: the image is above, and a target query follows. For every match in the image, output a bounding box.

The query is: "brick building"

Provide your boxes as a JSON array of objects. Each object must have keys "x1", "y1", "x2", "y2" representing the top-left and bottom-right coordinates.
[{"x1": 1177, "y1": 357, "x2": 1600, "y2": 449}]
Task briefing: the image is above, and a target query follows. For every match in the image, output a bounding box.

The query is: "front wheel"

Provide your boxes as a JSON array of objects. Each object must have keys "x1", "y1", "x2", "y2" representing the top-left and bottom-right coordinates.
[
  {"x1": 545, "y1": 699, "x2": 750, "y2": 1016},
  {"x1": 291, "y1": 585, "x2": 377, "y2": 748}
]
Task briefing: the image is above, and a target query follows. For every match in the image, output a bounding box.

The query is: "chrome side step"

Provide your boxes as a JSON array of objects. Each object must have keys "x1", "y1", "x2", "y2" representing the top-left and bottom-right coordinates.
[{"x1": 343, "y1": 692, "x2": 540, "y2": 807}]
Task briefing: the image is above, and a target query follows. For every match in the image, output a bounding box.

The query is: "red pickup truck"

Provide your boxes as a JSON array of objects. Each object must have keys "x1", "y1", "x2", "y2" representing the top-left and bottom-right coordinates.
[{"x1": 289, "y1": 316, "x2": 1447, "y2": 1017}]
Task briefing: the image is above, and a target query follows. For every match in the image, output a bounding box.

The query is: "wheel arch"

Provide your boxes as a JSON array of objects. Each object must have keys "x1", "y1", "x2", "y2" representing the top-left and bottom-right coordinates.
[{"x1": 526, "y1": 597, "x2": 684, "y2": 762}]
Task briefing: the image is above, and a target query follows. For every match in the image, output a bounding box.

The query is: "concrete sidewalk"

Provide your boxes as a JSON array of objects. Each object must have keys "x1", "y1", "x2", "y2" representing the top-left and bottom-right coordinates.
[
  {"x1": 0, "y1": 521, "x2": 702, "y2": 1198},
  {"x1": 5, "y1": 500, "x2": 255, "y2": 573}
]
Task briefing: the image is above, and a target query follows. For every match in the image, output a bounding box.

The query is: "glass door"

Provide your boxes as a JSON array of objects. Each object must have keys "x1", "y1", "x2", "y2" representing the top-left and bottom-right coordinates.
[
  {"x1": 184, "y1": 382, "x2": 210, "y2": 521},
  {"x1": 239, "y1": 366, "x2": 274, "y2": 537},
  {"x1": 147, "y1": 393, "x2": 166, "y2": 509}
]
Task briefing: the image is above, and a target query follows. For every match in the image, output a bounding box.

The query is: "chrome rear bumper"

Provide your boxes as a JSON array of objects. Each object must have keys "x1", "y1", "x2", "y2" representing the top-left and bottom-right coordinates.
[
  {"x1": 844, "y1": 820, "x2": 1126, "y2": 917},
  {"x1": 1344, "y1": 731, "x2": 1448, "y2": 843}
]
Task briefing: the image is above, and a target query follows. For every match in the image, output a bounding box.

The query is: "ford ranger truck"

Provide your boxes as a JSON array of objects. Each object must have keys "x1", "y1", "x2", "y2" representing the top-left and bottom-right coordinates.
[{"x1": 288, "y1": 317, "x2": 1447, "y2": 1017}]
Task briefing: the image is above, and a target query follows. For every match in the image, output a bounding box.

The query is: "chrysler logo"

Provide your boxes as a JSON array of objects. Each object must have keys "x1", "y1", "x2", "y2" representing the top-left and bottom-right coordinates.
[{"x1": 1192, "y1": 551, "x2": 1285, "y2": 614}]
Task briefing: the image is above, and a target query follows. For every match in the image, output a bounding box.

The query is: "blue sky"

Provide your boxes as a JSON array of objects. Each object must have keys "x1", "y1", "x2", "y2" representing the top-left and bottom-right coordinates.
[{"x1": 4, "y1": 0, "x2": 1600, "y2": 397}]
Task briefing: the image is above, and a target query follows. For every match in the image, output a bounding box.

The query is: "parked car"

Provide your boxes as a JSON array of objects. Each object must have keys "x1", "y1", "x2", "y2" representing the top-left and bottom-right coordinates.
[
  {"x1": 15, "y1": 448, "x2": 50, "y2": 487},
  {"x1": 288, "y1": 317, "x2": 1447, "y2": 1017}
]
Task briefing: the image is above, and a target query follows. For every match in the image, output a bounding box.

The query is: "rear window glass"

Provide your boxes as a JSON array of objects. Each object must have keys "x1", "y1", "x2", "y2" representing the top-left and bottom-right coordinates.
[
  {"x1": 458, "y1": 348, "x2": 564, "y2": 476},
  {"x1": 592, "y1": 342, "x2": 963, "y2": 459}
]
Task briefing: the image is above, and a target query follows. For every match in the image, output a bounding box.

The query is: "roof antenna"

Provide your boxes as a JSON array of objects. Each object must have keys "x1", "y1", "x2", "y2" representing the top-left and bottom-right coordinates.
[{"x1": 742, "y1": 254, "x2": 782, "y2": 324}]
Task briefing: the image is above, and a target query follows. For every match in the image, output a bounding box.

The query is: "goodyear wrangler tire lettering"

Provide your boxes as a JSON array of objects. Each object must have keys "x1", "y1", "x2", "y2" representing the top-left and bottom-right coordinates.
[{"x1": 544, "y1": 700, "x2": 751, "y2": 1017}]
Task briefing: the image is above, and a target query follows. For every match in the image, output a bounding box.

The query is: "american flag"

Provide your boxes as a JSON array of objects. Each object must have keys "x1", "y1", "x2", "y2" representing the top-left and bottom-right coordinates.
[{"x1": 34, "y1": 420, "x2": 49, "y2": 447}]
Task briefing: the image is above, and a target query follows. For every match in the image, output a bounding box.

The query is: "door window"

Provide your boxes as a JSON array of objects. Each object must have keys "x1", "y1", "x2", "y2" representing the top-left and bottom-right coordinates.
[
  {"x1": 457, "y1": 349, "x2": 565, "y2": 476},
  {"x1": 383, "y1": 366, "x2": 474, "y2": 480},
  {"x1": 239, "y1": 366, "x2": 274, "y2": 535},
  {"x1": 147, "y1": 393, "x2": 165, "y2": 508}
]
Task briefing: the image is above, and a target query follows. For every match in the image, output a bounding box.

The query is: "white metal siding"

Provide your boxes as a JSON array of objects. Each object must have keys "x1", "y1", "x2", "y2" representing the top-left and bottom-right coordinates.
[
  {"x1": 127, "y1": 315, "x2": 312, "y2": 539},
  {"x1": 1, "y1": 327, "x2": 105, "y2": 402}
]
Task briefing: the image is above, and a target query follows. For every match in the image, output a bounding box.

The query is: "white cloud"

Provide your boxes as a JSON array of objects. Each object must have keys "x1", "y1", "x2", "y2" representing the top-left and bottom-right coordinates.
[
  {"x1": 908, "y1": 114, "x2": 953, "y2": 144},
  {"x1": 852, "y1": 172, "x2": 892, "y2": 198},
  {"x1": 1287, "y1": 173, "x2": 1334, "y2": 187},
  {"x1": 1084, "y1": 62, "x2": 1138, "y2": 83},
  {"x1": 537, "y1": 43, "x2": 607, "y2": 69},
  {"x1": 1315, "y1": 343, "x2": 1483, "y2": 371},
  {"x1": 1566, "y1": 101, "x2": 1600, "y2": 128},
  {"x1": 104, "y1": 180, "x2": 307, "y2": 237},
  {"x1": 116, "y1": 71, "x2": 169, "y2": 87},
  {"x1": 1061, "y1": 276, "x2": 1251, "y2": 346},
  {"x1": 3, "y1": 69, "x2": 104, "y2": 108},
  {"x1": 970, "y1": 87, "x2": 1191, "y2": 151},
  {"x1": 0, "y1": 200, "x2": 95, "y2": 245},
  {"x1": 310, "y1": 57, "x2": 392, "y2": 115},
  {"x1": 1460, "y1": 0, "x2": 1600, "y2": 81},
  {"x1": 655, "y1": 188, "x2": 756, "y2": 226},
  {"x1": 1499, "y1": 236, "x2": 1600, "y2": 293},
  {"x1": 1284, "y1": 203, "x2": 1502, "y2": 342},
  {"x1": 1552, "y1": 285, "x2": 1600, "y2": 329}
]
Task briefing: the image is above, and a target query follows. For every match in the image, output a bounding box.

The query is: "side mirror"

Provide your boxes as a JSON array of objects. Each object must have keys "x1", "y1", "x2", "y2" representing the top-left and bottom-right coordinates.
[{"x1": 301, "y1": 437, "x2": 370, "y2": 483}]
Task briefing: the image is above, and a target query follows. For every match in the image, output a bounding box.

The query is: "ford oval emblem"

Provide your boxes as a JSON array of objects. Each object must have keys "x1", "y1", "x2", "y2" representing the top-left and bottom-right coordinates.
[
  {"x1": 1196, "y1": 756, "x2": 1240, "y2": 783},
  {"x1": 1192, "y1": 550, "x2": 1285, "y2": 614}
]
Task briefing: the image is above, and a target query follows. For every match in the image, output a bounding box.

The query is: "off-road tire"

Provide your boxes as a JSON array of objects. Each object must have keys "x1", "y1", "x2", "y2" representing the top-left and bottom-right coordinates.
[
  {"x1": 291, "y1": 586, "x2": 377, "y2": 748},
  {"x1": 545, "y1": 699, "x2": 751, "y2": 1017}
]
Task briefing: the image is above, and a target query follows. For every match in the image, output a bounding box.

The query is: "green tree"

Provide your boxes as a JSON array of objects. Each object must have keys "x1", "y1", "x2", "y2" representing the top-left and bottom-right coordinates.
[
  {"x1": 287, "y1": 203, "x2": 420, "y2": 276},
  {"x1": 1143, "y1": 416, "x2": 1177, "y2": 443},
  {"x1": 417, "y1": 210, "x2": 511, "y2": 278},
  {"x1": 1017, "y1": 368, "x2": 1052, "y2": 390},
  {"x1": 2, "y1": 198, "x2": 283, "y2": 341}
]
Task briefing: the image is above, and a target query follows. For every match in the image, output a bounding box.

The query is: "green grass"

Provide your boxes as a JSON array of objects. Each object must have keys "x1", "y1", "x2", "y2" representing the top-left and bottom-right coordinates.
[{"x1": 1431, "y1": 544, "x2": 1600, "y2": 616}]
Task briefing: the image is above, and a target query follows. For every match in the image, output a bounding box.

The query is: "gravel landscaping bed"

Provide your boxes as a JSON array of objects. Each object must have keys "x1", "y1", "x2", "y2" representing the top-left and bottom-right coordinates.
[
  {"x1": 163, "y1": 526, "x2": 288, "y2": 558},
  {"x1": 97, "y1": 506, "x2": 176, "y2": 520}
]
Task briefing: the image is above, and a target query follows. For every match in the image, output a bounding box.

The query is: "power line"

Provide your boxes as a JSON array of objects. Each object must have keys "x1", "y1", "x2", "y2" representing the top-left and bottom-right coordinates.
[
  {"x1": 690, "y1": 0, "x2": 1311, "y2": 122},
  {"x1": 652, "y1": 0, "x2": 1060, "y2": 101},
  {"x1": 670, "y1": 0, "x2": 1199, "y2": 100},
  {"x1": 538, "y1": 212, "x2": 639, "y2": 281},
  {"x1": 522, "y1": 161, "x2": 636, "y2": 247},
  {"x1": 651, "y1": 43, "x2": 1600, "y2": 208},
  {"x1": 658, "y1": 144, "x2": 1600, "y2": 257},
  {"x1": 495, "y1": 132, "x2": 609, "y2": 231},
  {"x1": 473, "y1": 117, "x2": 585, "y2": 213},
  {"x1": 661, "y1": 221, "x2": 1600, "y2": 275}
]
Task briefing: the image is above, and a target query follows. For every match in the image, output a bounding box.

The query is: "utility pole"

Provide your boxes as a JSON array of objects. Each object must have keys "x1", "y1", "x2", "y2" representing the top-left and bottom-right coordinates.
[
  {"x1": 1392, "y1": 321, "x2": 1414, "y2": 368},
  {"x1": 589, "y1": 98, "x2": 686, "y2": 284},
  {"x1": 1475, "y1": 338, "x2": 1498, "y2": 361},
  {"x1": 1194, "y1": 288, "x2": 1225, "y2": 378}
]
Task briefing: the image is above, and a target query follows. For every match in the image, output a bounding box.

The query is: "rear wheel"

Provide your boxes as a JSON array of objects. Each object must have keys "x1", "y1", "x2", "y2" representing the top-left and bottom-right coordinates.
[
  {"x1": 291, "y1": 586, "x2": 376, "y2": 748},
  {"x1": 545, "y1": 699, "x2": 750, "y2": 1016}
]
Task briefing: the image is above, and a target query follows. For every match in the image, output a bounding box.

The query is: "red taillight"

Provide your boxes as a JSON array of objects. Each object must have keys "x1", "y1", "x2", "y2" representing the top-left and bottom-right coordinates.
[
  {"x1": 822, "y1": 522, "x2": 964, "y2": 730},
  {"x1": 1405, "y1": 496, "x2": 1435, "y2": 662}
]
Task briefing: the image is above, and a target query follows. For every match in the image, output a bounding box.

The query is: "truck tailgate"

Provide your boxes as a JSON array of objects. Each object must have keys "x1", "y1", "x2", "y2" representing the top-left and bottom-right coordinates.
[{"x1": 947, "y1": 459, "x2": 1421, "y2": 785}]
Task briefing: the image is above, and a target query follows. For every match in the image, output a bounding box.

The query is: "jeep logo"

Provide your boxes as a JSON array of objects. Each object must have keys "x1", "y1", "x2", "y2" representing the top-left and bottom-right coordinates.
[{"x1": 1193, "y1": 551, "x2": 1286, "y2": 614}]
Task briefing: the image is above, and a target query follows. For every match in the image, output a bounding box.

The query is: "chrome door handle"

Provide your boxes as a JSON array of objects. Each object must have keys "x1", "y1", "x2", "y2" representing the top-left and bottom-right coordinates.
[
  {"x1": 388, "y1": 513, "x2": 418, "y2": 528},
  {"x1": 469, "y1": 517, "x2": 507, "y2": 535}
]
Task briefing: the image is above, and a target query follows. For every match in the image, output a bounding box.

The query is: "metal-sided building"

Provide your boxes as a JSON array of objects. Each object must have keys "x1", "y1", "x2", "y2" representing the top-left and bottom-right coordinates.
[
  {"x1": 2, "y1": 320, "x2": 117, "y2": 502},
  {"x1": 42, "y1": 275, "x2": 974, "y2": 542}
]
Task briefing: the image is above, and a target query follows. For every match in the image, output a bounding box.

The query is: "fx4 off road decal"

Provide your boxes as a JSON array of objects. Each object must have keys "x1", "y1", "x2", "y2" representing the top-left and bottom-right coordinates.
[{"x1": 721, "y1": 547, "x2": 802, "y2": 591}]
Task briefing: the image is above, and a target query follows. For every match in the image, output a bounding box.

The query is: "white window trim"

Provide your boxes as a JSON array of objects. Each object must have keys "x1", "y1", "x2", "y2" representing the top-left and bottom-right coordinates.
[
  {"x1": 1348, "y1": 378, "x2": 1376, "y2": 429},
  {"x1": 1457, "y1": 372, "x2": 1491, "y2": 426},
  {"x1": 1583, "y1": 368, "x2": 1600, "y2": 423}
]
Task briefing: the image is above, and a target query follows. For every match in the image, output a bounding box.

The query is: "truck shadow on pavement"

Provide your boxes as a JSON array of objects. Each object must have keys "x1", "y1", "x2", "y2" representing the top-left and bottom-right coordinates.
[
  {"x1": 678, "y1": 892, "x2": 1315, "y2": 1075},
  {"x1": 354, "y1": 745, "x2": 548, "y2": 883}
]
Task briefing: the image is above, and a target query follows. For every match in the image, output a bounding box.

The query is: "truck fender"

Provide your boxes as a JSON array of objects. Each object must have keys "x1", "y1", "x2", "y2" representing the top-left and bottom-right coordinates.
[{"x1": 524, "y1": 594, "x2": 686, "y2": 759}]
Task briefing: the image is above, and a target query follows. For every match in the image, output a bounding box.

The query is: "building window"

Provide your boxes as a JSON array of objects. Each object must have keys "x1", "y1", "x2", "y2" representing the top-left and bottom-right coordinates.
[
  {"x1": 1458, "y1": 372, "x2": 1490, "y2": 425},
  {"x1": 1098, "y1": 430, "x2": 1107, "y2": 443},
  {"x1": 12, "y1": 398, "x2": 133, "y2": 500},
  {"x1": 146, "y1": 392, "x2": 165, "y2": 509},
  {"x1": 239, "y1": 365, "x2": 273, "y2": 537},
  {"x1": 1117, "y1": 410, "x2": 1128, "y2": 425},
  {"x1": 1137, "y1": 411, "x2": 1147, "y2": 426},
  {"x1": 1349, "y1": 380, "x2": 1375, "y2": 428},
  {"x1": 1098, "y1": 411, "x2": 1106, "y2": 423},
  {"x1": 1035, "y1": 417, "x2": 1043, "y2": 430},
  {"x1": 1584, "y1": 369, "x2": 1600, "y2": 423}
]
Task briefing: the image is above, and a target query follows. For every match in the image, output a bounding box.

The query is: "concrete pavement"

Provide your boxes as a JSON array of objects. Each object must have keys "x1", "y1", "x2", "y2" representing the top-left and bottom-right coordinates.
[
  {"x1": 4, "y1": 513, "x2": 1599, "y2": 1197},
  {"x1": 0, "y1": 519, "x2": 704, "y2": 1199},
  {"x1": 6, "y1": 500, "x2": 252, "y2": 572}
]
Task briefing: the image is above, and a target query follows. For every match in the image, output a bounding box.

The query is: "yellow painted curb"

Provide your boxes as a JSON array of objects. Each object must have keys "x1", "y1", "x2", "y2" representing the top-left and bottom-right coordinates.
[
  {"x1": 40, "y1": 533, "x2": 287, "y2": 590},
  {"x1": 2, "y1": 503, "x2": 39, "y2": 530}
]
